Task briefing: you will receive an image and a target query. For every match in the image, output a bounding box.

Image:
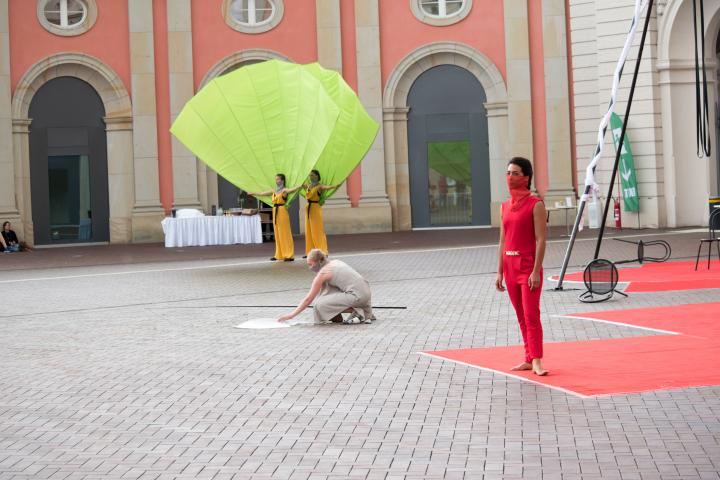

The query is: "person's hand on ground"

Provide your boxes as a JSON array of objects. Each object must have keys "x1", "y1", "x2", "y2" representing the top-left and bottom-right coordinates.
[{"x1": 277, "y1": 313, "x2": 294, "y2": 322}]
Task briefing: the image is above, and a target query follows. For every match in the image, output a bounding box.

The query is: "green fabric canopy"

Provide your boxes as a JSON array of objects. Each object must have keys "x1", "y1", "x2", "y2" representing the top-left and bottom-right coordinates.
[
  {"x1": 170, "y1": 60, "x2": 340, "y2": 207},
  {"x1": 170, "y1": 59, "x2": 379, "y2": 207},
  {"x1": 302, "y1": 63, "x2": 379, "y2": 204}
]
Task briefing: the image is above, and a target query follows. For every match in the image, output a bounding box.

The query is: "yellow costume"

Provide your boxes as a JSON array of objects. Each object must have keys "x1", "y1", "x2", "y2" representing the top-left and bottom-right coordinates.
[
  {"x1": 305, "y1": 185, "x2": 328, "y2": 255},
  {"x1": 272, "y1": 191, "x2": 294, "y2": 260}
]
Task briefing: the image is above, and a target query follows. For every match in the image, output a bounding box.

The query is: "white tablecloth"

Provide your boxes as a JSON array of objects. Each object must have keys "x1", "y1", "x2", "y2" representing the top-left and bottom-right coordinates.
[{"x1": 161, "y1": 215, "x2": 263, "y2": 247}]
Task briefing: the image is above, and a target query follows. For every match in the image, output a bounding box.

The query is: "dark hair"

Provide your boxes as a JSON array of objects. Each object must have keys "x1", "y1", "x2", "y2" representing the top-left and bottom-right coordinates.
[
  {"x1": 507, "y1": 157, "x2": 533, "y2": 190},
  {"x1": 310, "y1": 169, "x2": 321, "y2": 181},
  {"x1": 275, "y1": 173, "x2": 286, "y2": 184},
  {"x1": 2, "y1": 221, "x2": 9, "y2": 230}
]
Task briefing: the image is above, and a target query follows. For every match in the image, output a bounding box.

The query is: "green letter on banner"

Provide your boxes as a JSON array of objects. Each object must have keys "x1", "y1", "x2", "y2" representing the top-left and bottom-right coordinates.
[{"x1": 610, "y1": 112, "x2": 639, "y2": 212}]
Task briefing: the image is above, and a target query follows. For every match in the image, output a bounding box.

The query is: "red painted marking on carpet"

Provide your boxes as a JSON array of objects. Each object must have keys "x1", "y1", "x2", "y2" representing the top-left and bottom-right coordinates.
[
  {"x1": 422, "y1": 302, "x2": 720, "y2": 397},
  {"x1": 549, "y1": 260, "x2": 720, "y2": 292}
]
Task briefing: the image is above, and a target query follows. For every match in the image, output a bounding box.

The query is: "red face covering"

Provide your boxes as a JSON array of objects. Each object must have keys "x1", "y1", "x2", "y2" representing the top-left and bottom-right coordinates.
[{"x1": 507, "y1": 175, "x2": 531, "y2": 210}]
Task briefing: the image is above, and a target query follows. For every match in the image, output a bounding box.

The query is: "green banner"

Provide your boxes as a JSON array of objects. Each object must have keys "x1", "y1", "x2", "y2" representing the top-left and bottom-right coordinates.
[{"x1": 610, "y1": 112, "x2": 639, "y2": 212}]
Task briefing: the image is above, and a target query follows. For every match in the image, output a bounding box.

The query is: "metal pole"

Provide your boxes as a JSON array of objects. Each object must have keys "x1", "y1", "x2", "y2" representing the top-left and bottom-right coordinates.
[
  {"x1": 164, "y1": 305, "x2": 408, "y2": 310},
  {"x1": 593, "y1": 0, "x2": 653, "y2": 260},
  {"x1": 555, "y1": 185, "x2": 590, "y2": 290}
]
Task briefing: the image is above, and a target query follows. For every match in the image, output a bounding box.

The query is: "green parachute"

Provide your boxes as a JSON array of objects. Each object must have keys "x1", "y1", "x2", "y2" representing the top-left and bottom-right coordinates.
[{"x1": 170, "y1": 60, "x2": 379, "y2": 207}]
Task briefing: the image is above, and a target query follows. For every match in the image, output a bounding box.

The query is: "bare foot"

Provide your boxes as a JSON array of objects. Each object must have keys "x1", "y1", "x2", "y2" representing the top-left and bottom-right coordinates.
[
  {"x1": 532, "y1": 359, "x2": 548, "y2": 376},
  {"x1": 511, "y1": 362, "x2": 532, "y2": 371}
]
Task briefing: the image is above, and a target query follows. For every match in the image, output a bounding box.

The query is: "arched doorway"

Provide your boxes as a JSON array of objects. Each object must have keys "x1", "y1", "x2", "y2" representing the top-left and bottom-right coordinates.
[
  {"x1": 658, "y1": 0, "x2": 720, "y2": 227},
  {"x1": 407, "y1": 64, "x2": 490, "y2": 228},
  {"x1": 382, "y1": 42, "x2": 508, "y2": 231},
  {"x1": 28, "y1": 77, "x2": 110, "y2": 244}
]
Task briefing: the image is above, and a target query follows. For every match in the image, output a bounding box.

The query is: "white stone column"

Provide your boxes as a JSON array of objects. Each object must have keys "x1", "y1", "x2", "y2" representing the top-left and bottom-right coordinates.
[
  {"x1": 503, "y1": 0, "x2": 534, "y2": 160},
  {"x1": 351, "y1": 0, "x2": 391, "y2": 232},
  {"x1": 105, "y1": 116, "x2": 135, "y2": 243},
  {"x1": 167, "y1": 0, "x2": 202, "y2": 210},
  {"x1": 499, "y1": 0, "x2": 534, "y2": 226},
  {"x1": 12, "y1": 119, "x2": 32, "y2": 244},
  {"x1": 382, "y1": 107, "x2": 411, "y2": 231},
  {"x1": 129, "y1": 0, "x2": 165, "y2": 241},
  {"x1": 485, "y1": 101, "x2": 510, "y2": 226},
  {"x1": 315, "y1": 0, "x2": 351, "y2": 208},
  {"x1": 541, "y1": 0, "x2": 575, "y2": 201},
  {"x1": 0, "y1": 0, "x2": 19, "y2": 226}
]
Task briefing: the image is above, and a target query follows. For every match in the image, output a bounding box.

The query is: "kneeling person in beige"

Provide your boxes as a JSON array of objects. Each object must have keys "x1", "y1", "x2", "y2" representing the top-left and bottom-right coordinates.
[{"x1": 278, "y1": 249, "x2": 374, "y2": 325}]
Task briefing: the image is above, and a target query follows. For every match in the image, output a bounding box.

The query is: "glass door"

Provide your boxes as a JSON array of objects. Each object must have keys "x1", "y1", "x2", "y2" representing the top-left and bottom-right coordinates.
[
  {"x1": 427, "y1": 140, "x2": 472, "y2": 226},
  {"x1": 48, "y1": 155, "x2": 92, "y2": 243}
]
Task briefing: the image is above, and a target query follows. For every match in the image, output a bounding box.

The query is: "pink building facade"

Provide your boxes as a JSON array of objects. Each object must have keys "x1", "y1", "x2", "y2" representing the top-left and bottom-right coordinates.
[{"x1": 0, "y1": 0, "x2": 579, "y2": 245}]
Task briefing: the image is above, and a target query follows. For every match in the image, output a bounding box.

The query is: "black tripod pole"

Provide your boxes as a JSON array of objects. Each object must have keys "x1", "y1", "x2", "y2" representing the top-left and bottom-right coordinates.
[
  {"x1": 555, "y1": 186, "x2": 591, "y2": 290},
  {"x1": 594, "y1": 0, "x2": 653, "y2": 260},
  {"x1": 166, "y1": 305, "x2": 408, "y2": 310}
]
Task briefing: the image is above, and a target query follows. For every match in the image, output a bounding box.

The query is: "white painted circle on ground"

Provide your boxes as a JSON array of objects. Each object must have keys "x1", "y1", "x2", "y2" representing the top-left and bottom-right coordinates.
[{"x1": 234, "y1": 318, "x2": 291, "y2": 329}]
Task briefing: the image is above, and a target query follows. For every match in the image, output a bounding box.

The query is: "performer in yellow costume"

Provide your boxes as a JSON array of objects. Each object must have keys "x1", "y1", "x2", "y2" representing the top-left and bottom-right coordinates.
[
  {"x1": 250, "y1": 174, "x2": 297, "y2": 262},
  {"x1": 302, "y1": 170, "x2": 339, "y2": 258}
]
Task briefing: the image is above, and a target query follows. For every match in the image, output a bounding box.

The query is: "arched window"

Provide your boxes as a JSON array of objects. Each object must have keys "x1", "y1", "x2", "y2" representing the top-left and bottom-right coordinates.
[
  {"x1": 38, "y1": 0, "x2": 97, "y2": 36},
  {"x1": 410, "y1": 0, "x2": 472, "y2": 26},
  {"x1": 223, "y1": 0, "x2": 284, "y2": 34}
]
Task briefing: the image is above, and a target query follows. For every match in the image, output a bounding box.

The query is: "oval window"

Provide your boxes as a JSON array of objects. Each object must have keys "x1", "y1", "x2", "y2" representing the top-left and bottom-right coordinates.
[{"x1": 223, "y1": 0, "x2": 284, "y2": 34}]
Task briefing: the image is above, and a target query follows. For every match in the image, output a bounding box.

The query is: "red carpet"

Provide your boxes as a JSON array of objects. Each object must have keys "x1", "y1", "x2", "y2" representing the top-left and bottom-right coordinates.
[
  {"x1": 422, "y1": 302, "x2": 720, "y2": 397},
  {"x1": 549, "y1": 260, "x2": 720, "y2": 292}
]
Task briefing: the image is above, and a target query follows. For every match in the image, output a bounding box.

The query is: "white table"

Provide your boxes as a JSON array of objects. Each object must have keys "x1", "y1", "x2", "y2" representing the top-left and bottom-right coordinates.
[
  {"x1": 546, "y1": 205, "x2": 577, "y2": 236},
  {"x1": 161, "y1": 215, "x2": 263, "y2": 247}
]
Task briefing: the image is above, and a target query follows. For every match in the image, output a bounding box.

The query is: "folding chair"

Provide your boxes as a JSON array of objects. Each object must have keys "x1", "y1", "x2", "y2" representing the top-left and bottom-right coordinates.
[
  {"x1": 695, "y1": 209, "x2": 720, "y2": 270},
  {"x1": 579, "y1": 258, "x2": 627, "y2": 303}
]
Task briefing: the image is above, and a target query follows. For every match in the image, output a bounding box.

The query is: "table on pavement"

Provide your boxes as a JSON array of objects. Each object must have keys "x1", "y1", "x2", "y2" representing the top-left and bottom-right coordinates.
[{"x1": 161, "y1": 215, "x2": 262, "y2": 247}]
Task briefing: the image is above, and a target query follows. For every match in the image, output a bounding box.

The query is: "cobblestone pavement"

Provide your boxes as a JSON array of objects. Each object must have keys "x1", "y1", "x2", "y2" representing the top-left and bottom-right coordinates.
[{"x1": 0, "y1": 230, "x2": 718, "y2": 479}]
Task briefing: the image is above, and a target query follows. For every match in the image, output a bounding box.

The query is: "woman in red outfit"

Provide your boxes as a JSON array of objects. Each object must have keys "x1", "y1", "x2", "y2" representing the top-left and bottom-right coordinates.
[{"x1": 495, "y1": 157, "x2": 548, "y2": 376}]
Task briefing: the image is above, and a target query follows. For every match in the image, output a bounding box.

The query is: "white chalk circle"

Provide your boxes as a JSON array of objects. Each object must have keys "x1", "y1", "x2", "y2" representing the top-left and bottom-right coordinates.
[{"x1": 235, "y1": 317, "x2": 291, "y2": 329}]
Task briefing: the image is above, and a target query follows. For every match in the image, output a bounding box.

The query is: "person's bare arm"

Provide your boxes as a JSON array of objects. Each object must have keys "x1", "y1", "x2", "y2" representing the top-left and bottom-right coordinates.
[
  {"x1": 495, "y1": 206, "x2": 506, "y2": 292},
  {"x1": 319, "y1": 183, "x2": 342, "y2": 191},
  {"x1": 248, "y1": 189, "x2": 273, "y2": 197},
  {"x1": 529, "y1": 201, "x2": 547, "y2": 290},
  {"x1": 278, "y1": 271, "x2": 330, "y2": 321}
]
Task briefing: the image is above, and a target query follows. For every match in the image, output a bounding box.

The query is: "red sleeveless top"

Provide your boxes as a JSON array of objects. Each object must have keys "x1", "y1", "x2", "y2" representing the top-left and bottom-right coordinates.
[{"x1": 502, "y1": 195, "x2": 542, "y2": 257}]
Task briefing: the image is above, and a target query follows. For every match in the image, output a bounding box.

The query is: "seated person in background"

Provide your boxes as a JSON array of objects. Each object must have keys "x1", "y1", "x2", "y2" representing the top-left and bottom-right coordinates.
[
  {"x1": 278, "y1": 248, "x2": 375, "y2": 325},
  {"x1": 0, "y1": 228, "x2": 6, "y2": 252},
  {"x1": 2, "y1": 221, "x2": 28, "y2": 252}
]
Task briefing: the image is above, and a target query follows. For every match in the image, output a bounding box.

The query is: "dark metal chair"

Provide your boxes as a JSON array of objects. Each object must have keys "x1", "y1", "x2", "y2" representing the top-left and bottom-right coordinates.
[
  {"x1": 614, "y1": 238, "x2": 671, "y2": 265},
  {"x1": 695, "y1": 209, "x2": 720, "y2": 270},
  {"x1": 579, "y1": 258, "x2": 628, "y2": 303}
]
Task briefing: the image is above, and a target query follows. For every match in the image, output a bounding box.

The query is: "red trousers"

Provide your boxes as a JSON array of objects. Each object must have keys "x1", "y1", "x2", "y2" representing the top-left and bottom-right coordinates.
[{"x1": 503, "y1": 256, "x2": 544, "y2": 362}]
